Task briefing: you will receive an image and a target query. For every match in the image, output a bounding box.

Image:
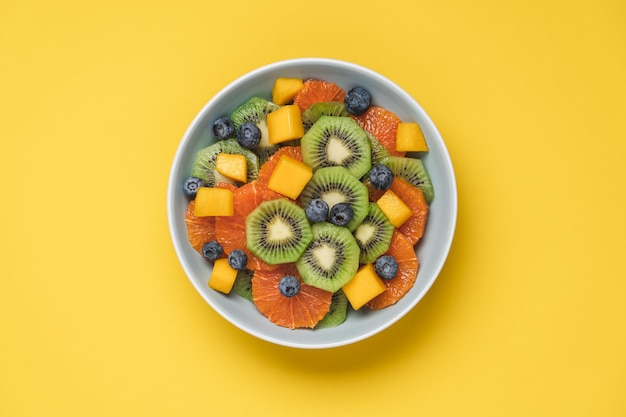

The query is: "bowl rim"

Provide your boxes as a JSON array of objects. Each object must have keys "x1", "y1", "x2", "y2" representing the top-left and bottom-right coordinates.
[{"x1": 167, "y1": 57, "x2": 458, "y2": 349}]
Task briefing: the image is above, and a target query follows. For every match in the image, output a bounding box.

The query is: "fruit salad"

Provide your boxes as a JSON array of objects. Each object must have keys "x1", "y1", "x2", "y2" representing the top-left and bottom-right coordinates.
[{"x1": 182, "y1": 77, "x2": 433, "y2": 330}]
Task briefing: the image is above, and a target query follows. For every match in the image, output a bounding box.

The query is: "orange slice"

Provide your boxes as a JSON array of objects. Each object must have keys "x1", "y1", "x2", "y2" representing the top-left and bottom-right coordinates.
[
  {"x1": 366, "y1": 177, "x2": 429, "y2": 245},
  {"x1": 293, "y1": 79, "x2": 346, "y2": 113},
  {"x1": 352, "y1": 106, "x2": 405, "y2": 157},
  {"x1": 252, "y1": 264, "x2": 333, "y2": 329},
  {"x1": 366, "y1": 230, "x2": 418, "y2": 310},
  {"x1": 185, "y1": 200, "x2": 216, "y2": 253}
]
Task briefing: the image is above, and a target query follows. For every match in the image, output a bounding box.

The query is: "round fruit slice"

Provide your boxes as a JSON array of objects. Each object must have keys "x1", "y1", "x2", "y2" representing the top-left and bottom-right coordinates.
[
  {"x1": 185, "y1": 199, "x2": 216, "y2": 253},
  {"x1": 353, "y1": 202, "x2": 394, "y2": 263},
  {"x1": 246, "y1": 199, "x2": 313, "y2": 265},
  {"x1": 252, "y1": 264, "x2": 332, "y2": 329},
  {"x1": 315, "y1": 289, "x2": 348, "y2": 329},
  {"x1": 215, "y1": 182, "x2": 281, "y2": 271},
  {"x1": 352, "y1": 106, "x2": 405, "y2": 157},
  {"x1": 366, "y1": 230, "x2": 418, "y2": 310},
  {"x1": 293, "y1": 79, "x2": 346, "y2": 113},
  {"x1": 301, "y1": 115, "x2": 372, "y2": 179},
  {"x1": 296, "y1": 222, "x2": 360, "y2": 293},
  {"x1": 366, "y1": 176, "x2": 429, "y2": 245},
  {"x1": 299, "y1": 166, "x2": 369, "y2": 232}
]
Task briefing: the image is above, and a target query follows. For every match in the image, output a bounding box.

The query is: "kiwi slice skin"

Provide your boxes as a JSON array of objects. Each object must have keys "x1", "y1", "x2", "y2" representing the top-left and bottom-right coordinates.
[
  {"x1": 245, "y1": 199, "x2": 313, "y2": 265},
  {"x1": 191, "y1": 139, "x2": 259, "y2": 187},
  {"x1": 230, "y1": 97, "x2": 280, "y2": 163},
  {"x1": 296, "y1": 222, "x2": 360, "y2": 293},
  {"x1": 302, "y1": 102, "x2": 349, "y2": 130},
  {"x1": 232, "y1": 269, "x2": 254, "y2": 302},
  {"x1": 301, "y1": 115, "x2": 372, "y2": 180},
  {"x1": 315, "y1": 290, "x2": 348, "y2": 329},
  {"x1": 353, "y1": 203, "x2": 394, "y2": 264},
  {"x1": 382, "y1": 156, "x2": 434, "y2": 203},
  {"x1": 299, "y1": 166, "x2": 369, "y2": 232}
]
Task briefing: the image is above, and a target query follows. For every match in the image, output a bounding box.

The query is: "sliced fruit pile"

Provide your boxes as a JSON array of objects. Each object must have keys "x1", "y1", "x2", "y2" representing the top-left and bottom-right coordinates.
[{"x1": 182, "y1": 77, "x2": 433, "y2": 330}]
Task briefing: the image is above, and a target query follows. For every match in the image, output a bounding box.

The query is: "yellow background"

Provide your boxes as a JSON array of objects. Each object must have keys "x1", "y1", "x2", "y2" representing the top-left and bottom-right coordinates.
[{"x1": 2, "y1": 0, "x2": 625, "y2": 415}]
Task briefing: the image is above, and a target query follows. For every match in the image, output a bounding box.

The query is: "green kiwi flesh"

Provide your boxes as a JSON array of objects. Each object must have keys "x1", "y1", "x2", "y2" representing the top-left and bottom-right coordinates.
[
  {"x1": 301, "y1": 115, "x2": 372, "y2": 179},
  {"x1": 365, "y1": 130, "x2": 390, "y2": 166},
  {"x1": 301, "y1": 102, "x2": 349, "y2": 130},
  {"x1": 191, "y1": 139, "x2": 260, "y2": 187},
  {"x1": 230, "y1": 97, "x2": 280, "y2": 163},
  {"x1": 299, "y1": 166, "x2": 369, "y2": 232},
  {"x1": 383, "y1": 155, "x2": 434, "y2": 204},
  {"x1": 245, "y1": 199, "x2": 313, "y2": 265},
  {"x1": 353, "y1": 203, "x2": 394, "y2": 264},
  {"x1": 315, "y1": 289, "x2": 348, "y2": 329},
  {"x1": 296, "y1": 222, "x2": 360, "y2": 293},
  {"x1": 232, "y1": 269, "x2": 253, "y2": 303}
]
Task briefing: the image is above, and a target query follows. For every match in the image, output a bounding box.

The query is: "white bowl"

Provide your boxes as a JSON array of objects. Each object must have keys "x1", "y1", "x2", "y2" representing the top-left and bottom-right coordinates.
[{"x1": 167, "y1": 58, "x2": 457, "y2": 349}]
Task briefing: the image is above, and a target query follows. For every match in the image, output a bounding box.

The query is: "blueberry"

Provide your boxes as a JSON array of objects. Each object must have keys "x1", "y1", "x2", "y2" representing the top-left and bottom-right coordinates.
[
  {"x1": 306, "y1": 198, "x2": 329, "y2": 223},
  {"x1": 344, "y1": 86, "x2": 371, "y2": 116},
  {"x1": 212, "y1": 116, "x2": 235, "y2": 140},
  {"x1": 183, "y1": 176, "x2": 205, "y2": 198},
  {"x1": 374, "y1": 255, "x2": 399, "y2": 280},
  {"x1": 236, "y1": 121, "x2": 262, "y2": 149},
  {"x1": 228, "y1": 249, "x2": 248, "y2": 271},
  {"x1": 202, "y1": 240, "x2": 223, "y2": 262},
  {"x1": 369, "y1": 164, "x2": 394, "y2": 190},
  {"x1": 279, "y1": 275, "x2": 300, "y2": 297},
  {"x1": 329, "y1": 203, "x2": 353, "y2": 227}
]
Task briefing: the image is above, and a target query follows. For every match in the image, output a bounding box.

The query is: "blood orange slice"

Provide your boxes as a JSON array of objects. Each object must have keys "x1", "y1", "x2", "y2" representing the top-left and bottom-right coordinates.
[
  {"x1": 366, "y1": 177, "x2": 429, "y2": 245},
  {"x1": 293, "y1": 79, "x2": 346, "y2": 113},
  {"x1": 352, "y1": 106, "x2": 405, "y2": 157},
  {"x1": 252, "y1": 264, "x2": 333, "y2": 329},
  {"x1": 185, "y1": 199, "x2": 216, "y2": 253},
  {"x1": 366, "y1": 230, "x2": 418, "y2": 310},
  {"x1": 184, "y1": 182, "x2": 236, "y2": 253}
]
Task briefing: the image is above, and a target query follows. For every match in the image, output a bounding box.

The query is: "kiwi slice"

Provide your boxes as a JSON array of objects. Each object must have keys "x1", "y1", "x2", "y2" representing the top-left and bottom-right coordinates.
[
  {"x1": 382, "y1": 156, "x2": 434, "y2": 203},
  {"x1": 230, "y1": 97, "x2": 280, "y2": 163},
  {"x1": 191, "y1": 139, "x2": 259, "y2": 187},
  {"x1": 353, "y1": 203, "x2": 394, "y2": 264},
  {"x1": 299, "y1": 166, "x2": 369, "y2": 232},
  {"x1": 246, "y1": 199, "x2": 313, "y2": 265},
  {"x1": 365, "y1": 130, "x2": 390, "y2": 165},
  {"x1": 315, "y1": 290, "x2": 348, "y2": 329},
  {"x1": 296, "y1": 222, "x2": 360, "y2": 293},
  {"x1": 232, "y1": 269, "x2": 254, "y2": 303},
  {"x1": 301, "y1": 102, "x2": 349, "y2": 130},
  {"x1": 301, "y1": 116, "x2": 372, "y2": 179}
]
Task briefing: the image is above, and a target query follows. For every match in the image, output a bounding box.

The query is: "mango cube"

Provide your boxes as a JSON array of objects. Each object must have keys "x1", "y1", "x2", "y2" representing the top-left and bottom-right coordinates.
[
  {"x1": 267, "y1": 104, "x2": 304, "y2": 145},
  {"x1": 208, "y1": 258, "x2": 238, "y2": 293},
  {"x1": 272, "y1": 77, "x2": 304, "y2": 105},
  {"x1": 376, "y1": 189, "x2": 412, "y2": 227},
  {"x1": 193, "y1": 187, "x2": 234, "y2": 217},
  {"x1": 215, "y1": 153, "x2": 248, "y2": 183},
  {"x1": 267, "y1": 155, "x2": 313, "y2": 199},
  {"x1": 342, "y1": 263, "x2": 387, "y2": 310},
  {"x1": 396, "y1": 122, "x2": 429, "y2": 152}
]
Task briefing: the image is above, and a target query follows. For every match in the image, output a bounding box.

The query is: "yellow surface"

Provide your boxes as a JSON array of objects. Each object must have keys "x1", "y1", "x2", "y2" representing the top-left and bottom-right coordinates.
[{"x1": 1, "y1": 0, "x2": 625, "y2": 416}]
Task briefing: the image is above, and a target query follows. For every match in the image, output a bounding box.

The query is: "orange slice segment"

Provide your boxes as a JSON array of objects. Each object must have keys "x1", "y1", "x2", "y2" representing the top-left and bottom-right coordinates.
[
  {"x1": 252, "y1": 264, "x2": 333, "y2": 329},
  {"x1": 366, "y1": 230, "x2": 418, "y2": 310},
  {"x1": 185, "y1": 200, "x2": 216, "y2": 253},
  {"x1": 293, "y1": 79, "x2": 346, "y2": 113},
  {"x1": 366, "y1": 176, "x2": 429, "y2": 245},
  {"x1": 352, "y1": 106, "x2": 405, "y2": 157}
]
